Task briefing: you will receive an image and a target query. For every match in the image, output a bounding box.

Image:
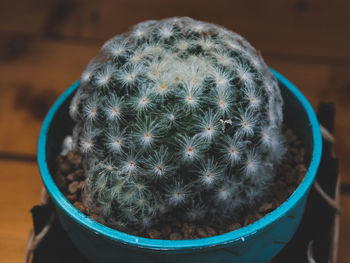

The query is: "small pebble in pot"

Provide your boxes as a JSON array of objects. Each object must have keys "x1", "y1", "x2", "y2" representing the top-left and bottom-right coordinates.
[
  {"x1": 259, "y1": 203, "x2": 274, "y2": 214},
  {"x1": 66, "y1": 152, "x2": 82, "y2": 168},
  {"x1": 169, "y1": 232, "x2": 183, "y2": 240},
  {"x1": 161, "y1": 224, "x2": 172, "y2": 237},
  {"x1": 182, "y1": 223, "x2": 195, "y2": 237},
  {"x1": 89, "y1": 214, "x2": 100, "y2": 221},
  {"x1": 147, "y1": 229, "x2": 162, "y2": 239},
  {"x1": 205, "y1": 226, "x2": 217, "y2": 236},
  {"x1": 68, "y1": 181, "x2": 81, "y2": 194},
  {"x1": 67, "y1": 169, "x2": 84, "y2": 181},
  {"x1": 226, "y1": 223, "x2": 242, "y2": 232},
  {"x1": 66, "y1": 193, "x2": 78, "y2": 202},
  {"x1": 244, "y1": 214, "x2": 256, "y2": 226},
  {"x1": 196, "y1": 227, "x2": 208, "y2": 238},
  {"x1": 73, "y1": 201, "x2": 85, "y2": 213},
  {"x1": 56, "y1": 156, "x2": 73, "y2": 174},
  {"x1": 55, "y1": 171, "x2": 67, "y2": 188}
]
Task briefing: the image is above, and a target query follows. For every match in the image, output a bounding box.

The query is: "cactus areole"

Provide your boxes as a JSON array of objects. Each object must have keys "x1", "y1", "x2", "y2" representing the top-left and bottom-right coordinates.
[{"x1": 68, "y1": 17, "x2": 287, "y2": 230}]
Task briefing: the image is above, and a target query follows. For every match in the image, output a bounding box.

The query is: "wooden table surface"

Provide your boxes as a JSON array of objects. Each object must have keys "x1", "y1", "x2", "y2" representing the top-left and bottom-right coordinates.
[{"x1": 0, "y1": 1, "x2": 349, "y2": 262}]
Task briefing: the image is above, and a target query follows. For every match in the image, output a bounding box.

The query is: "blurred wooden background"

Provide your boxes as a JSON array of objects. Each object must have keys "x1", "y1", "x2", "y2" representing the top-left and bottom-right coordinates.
[{"x1": 0, "y1": 0, "x2": 349, "y2": 262}]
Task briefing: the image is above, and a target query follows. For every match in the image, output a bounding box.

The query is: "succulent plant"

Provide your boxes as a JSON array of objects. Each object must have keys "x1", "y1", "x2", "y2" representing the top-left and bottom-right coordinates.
[{"x1": 68, "y1": 17, "x2": 286, "y2": 230}]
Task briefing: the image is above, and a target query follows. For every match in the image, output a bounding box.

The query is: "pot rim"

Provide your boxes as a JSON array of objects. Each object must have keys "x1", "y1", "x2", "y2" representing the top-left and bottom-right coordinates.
[{"x1": 38, "y1": 69, "x2": 322, "y2": 251}]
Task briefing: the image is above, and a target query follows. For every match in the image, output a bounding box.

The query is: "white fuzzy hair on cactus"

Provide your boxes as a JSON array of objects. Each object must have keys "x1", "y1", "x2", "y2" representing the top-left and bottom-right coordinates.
[{"x1": 68, "y1": 17, "x2": 286, "y2": 229}]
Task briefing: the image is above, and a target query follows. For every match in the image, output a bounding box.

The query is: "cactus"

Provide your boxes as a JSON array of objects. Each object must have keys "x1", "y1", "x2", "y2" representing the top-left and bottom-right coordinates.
[{"x1": 68, "y1": 17, "x2": 286, "y2": 230}]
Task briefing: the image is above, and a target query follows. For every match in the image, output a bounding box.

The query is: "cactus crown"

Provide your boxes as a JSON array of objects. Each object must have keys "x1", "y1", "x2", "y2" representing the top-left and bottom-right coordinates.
[{"x1": 69, "y1": 17, "x2": 286, "y2": 230}]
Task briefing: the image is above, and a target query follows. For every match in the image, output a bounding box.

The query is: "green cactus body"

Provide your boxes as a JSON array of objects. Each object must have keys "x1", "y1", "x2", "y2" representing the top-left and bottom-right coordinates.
[{"x1": 69, "y1": 17, "x2": 286, "y2": 230}]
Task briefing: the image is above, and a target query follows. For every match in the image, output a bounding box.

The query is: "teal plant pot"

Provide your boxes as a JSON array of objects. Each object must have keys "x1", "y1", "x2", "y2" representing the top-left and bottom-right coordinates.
[{"x1": 38, "y1": 69, "x2": 322, "y2": 263}]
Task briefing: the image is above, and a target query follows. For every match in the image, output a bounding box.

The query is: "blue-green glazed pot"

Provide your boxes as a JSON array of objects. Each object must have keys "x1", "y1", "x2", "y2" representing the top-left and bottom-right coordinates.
[{"x1": 38, "y1": 69, "x2": 322, "y2": 263}]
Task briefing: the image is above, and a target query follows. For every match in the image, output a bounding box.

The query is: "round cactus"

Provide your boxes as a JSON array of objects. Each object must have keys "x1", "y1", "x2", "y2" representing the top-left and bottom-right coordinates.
[{"x1": 68, "y1": 17, "x2": 286, "y2": 230}]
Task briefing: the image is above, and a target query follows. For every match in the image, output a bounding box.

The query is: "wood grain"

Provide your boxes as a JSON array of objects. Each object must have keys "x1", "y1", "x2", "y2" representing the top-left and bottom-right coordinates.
[
  {"x1": 1, "y1": 0, "x2": 350, "y2": 61},
  {"x1": 339, "y1": 195, "x2": 350, "y2": 263},
  {"x1": 0, "y1": 162, "x2": 42, "y2": 263},
  {"x1": 0, "y1": 33, "x2": 100, "y2": 155}
]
